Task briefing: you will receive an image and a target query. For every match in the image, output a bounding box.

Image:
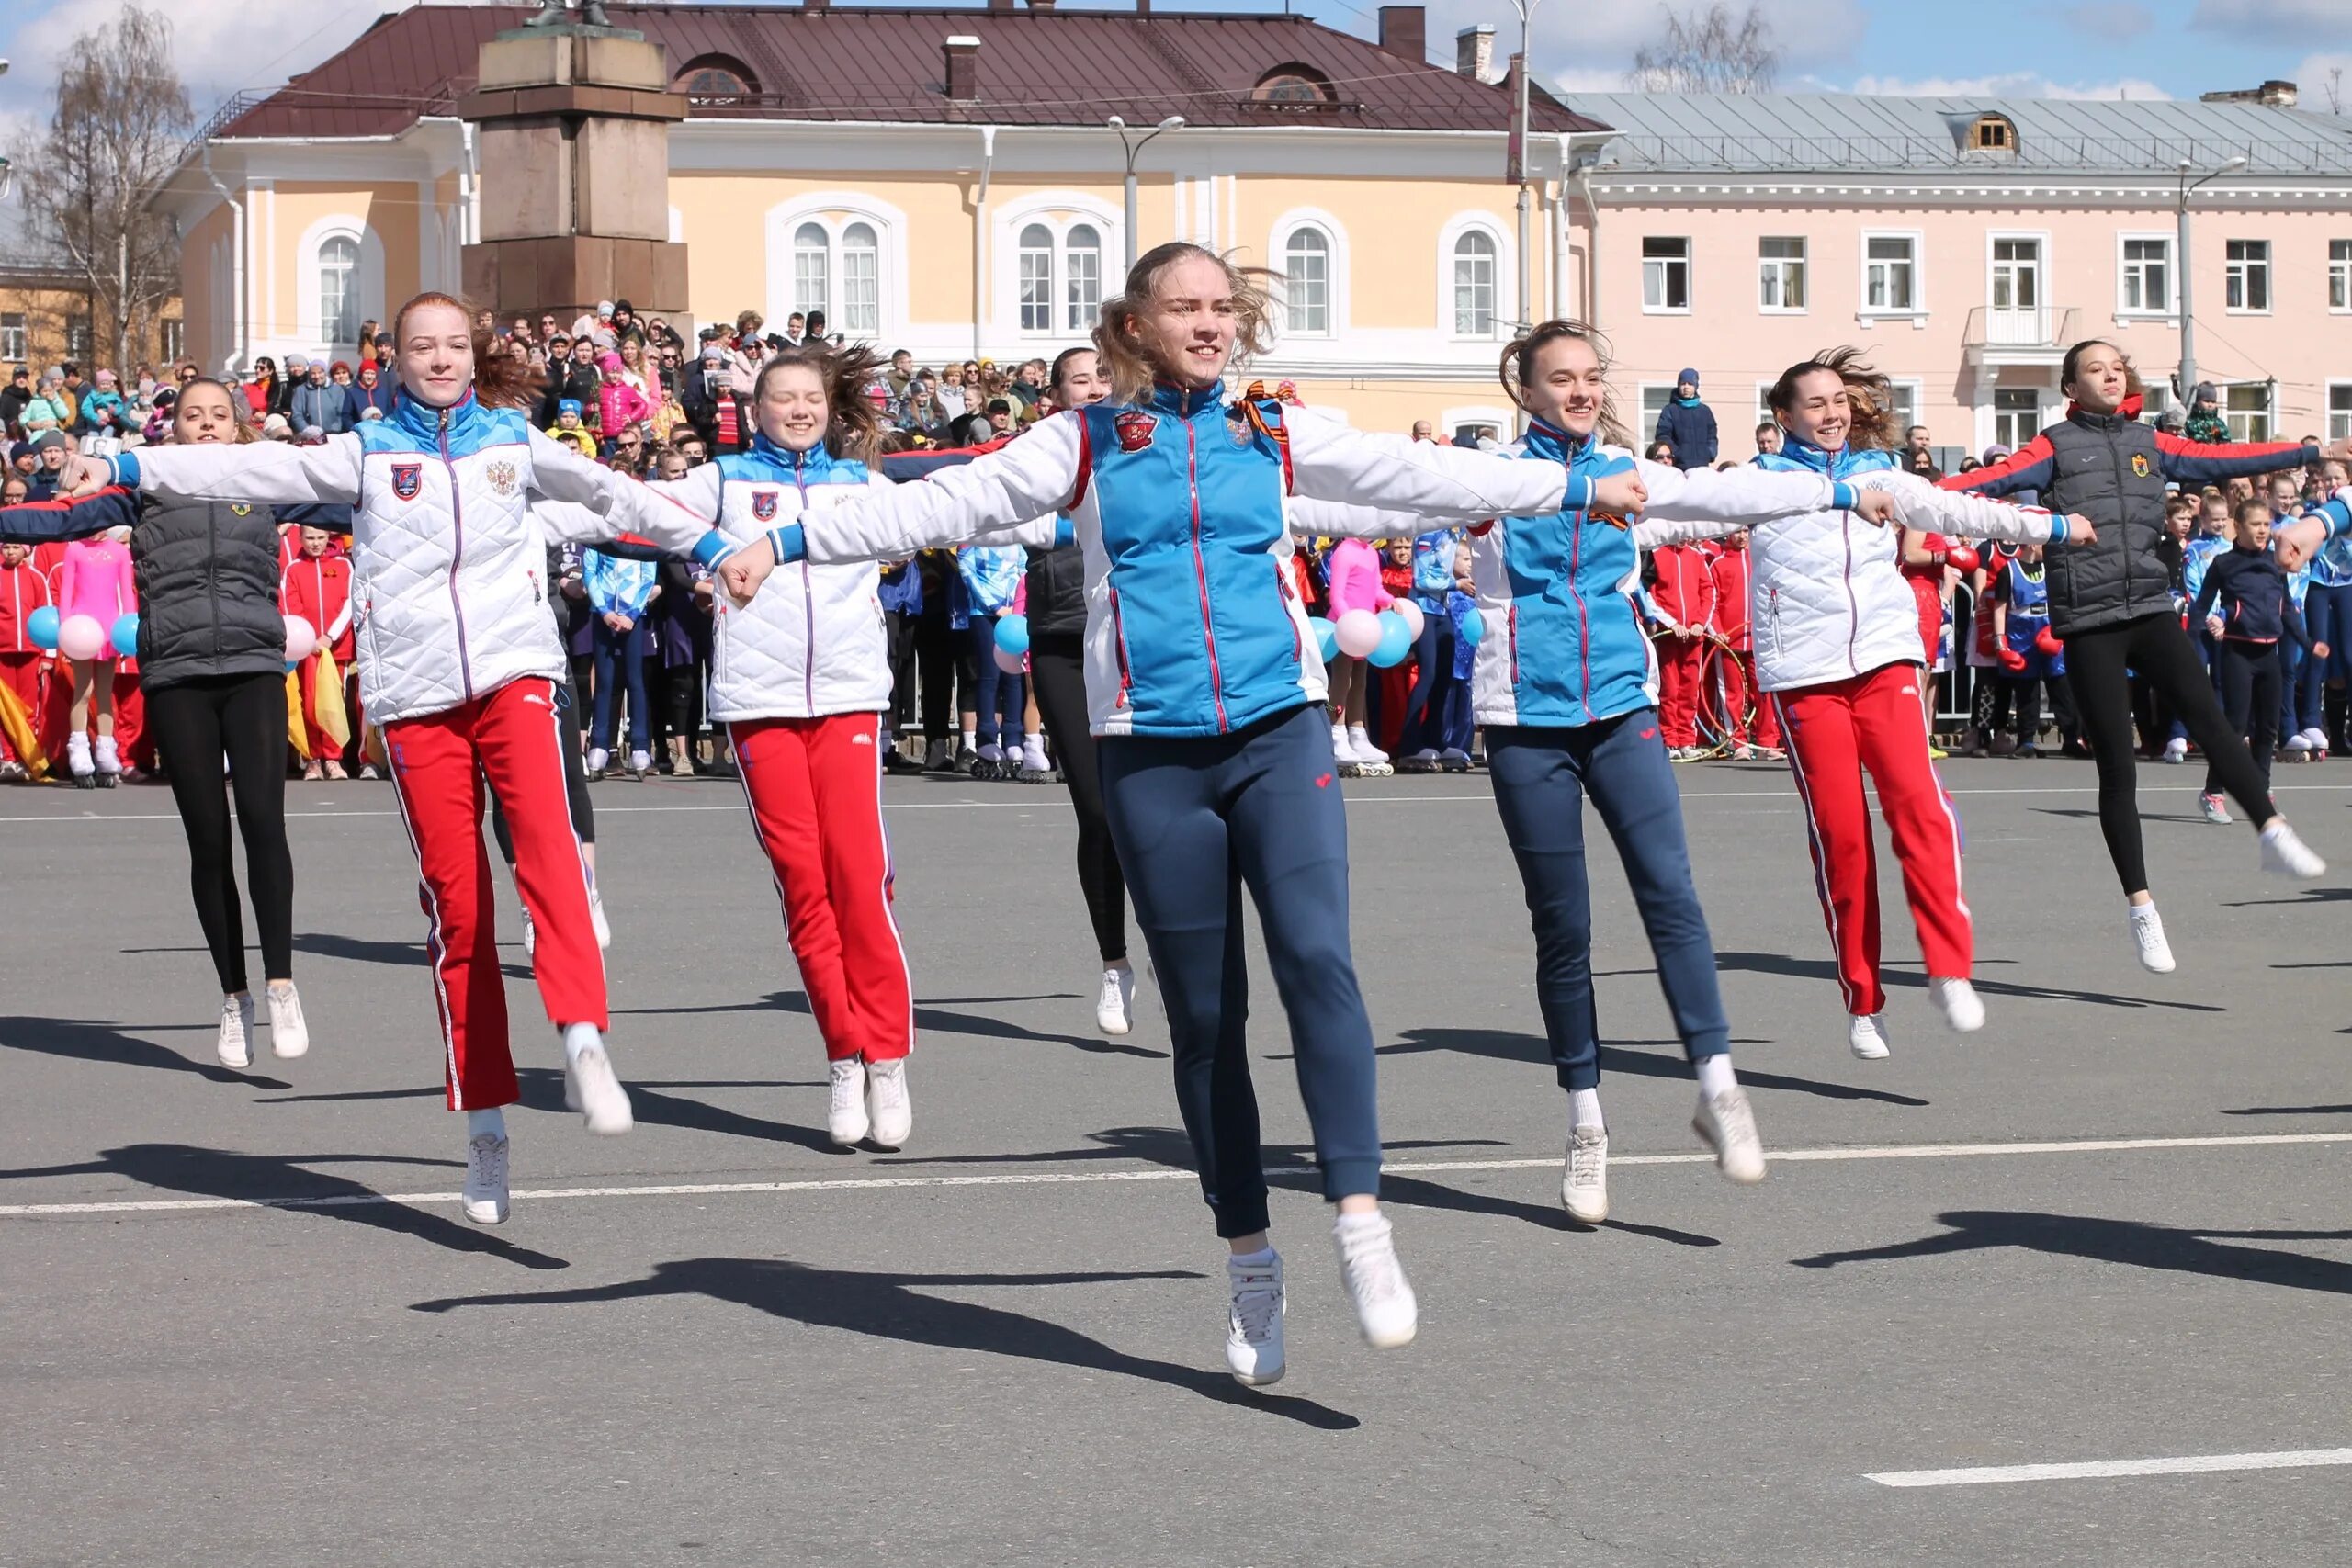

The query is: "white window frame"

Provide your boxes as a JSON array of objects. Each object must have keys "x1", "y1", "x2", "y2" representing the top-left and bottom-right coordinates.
[
  {"x1": 1990, "y1": 386, "x2": 2050, "y2": 452},
  {"x1": 1757, "y1": 235, "x2": 1807, "y2": 315},
  {"x1": 2329, "y1": 240, "x2": 2352, "y2": 314},
  {"x1": 993, "y1": 194, "x2": 1121, "y2": 342},
  {"x1": 2328, "y1": 379, "x2": 2352, "y2": 443},
  {"x1": 1442, "y1": 223, "x2": 1504, "y2": 340},
  {"x1": 1753, "y1": 381, "x2": 1777, "y2": 439},
  {"x1": 1438, "y1": 404, "x2": 1513, "y2": 447},
  {"x1": 763, "y1": 192, "x2": 910, "y2": 341},
  {"x1": 293, "y1": 215, "x2": 384, "y2": 355},
  {"x1": 1887, "y1": 378, "x2": 1925, "y2": 446},
  {"x1": 792, "y1": 221, "x2": 831, "y2": 324},
  {"x1": 2115, "y1": 231, "x2": 2176, "y2": 321},
  {"x1": 1859, "y1": 230, "x2": 1926, "y2": 321},
  {"x1": 1642, "y1": 235, "x2": 1692, "y2": 315},
  {"x1": 0, "y1": 312, "x2": 24, "y2": 363},
  {"x1": 2223, "y1": 379, "x2": 2276, "y2": 441},
  {"x1": 2224, "y1": 239, "x2": 2272, "y2": 316},
  {"x1": 1638, "y1": 382, "x2": 1678, "y2": 455},
  {"x1": 1270, "y1": 209, "x2": 1350, "y2": 341},
  {"x1": 159, "y1": 319, "x2": 184, "y2": 364}
]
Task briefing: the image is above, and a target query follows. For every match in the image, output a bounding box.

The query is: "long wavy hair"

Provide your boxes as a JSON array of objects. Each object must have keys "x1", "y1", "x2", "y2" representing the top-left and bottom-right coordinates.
[
  {"x1": 749, "y1": 341, "x2": 887, "y2": 462},
  {"x1": 390, "y1": 291, "x2": 546, "y2": 411},
  {"x1": 1092, "y1": 243, "x2": 1276, "y2": 404},
  {"x1": 1498, "y1": 319, "x2": 1631, "y2": 449},
  {"x1": 1767, "y1": 347, "x2": 1897, "y2": 451}
]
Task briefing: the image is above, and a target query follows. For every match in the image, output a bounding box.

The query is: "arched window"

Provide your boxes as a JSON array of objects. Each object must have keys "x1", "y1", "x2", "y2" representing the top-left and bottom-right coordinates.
[
  {"x1": 1018, "y1": 222, "x2": 1056, "y2": 333},
  {"x1": 1452, "y1": 231, "x2": 1497, "y2": 336},
  {"x1": 1064, "y1": 223, "x2": 1102, "y2": 332},
  {"x1": 319, "y1": 234, "x2": 359, "y2": 345},
  {"x1": 793, "y1": 222, "x2": 831, "y2": 321},
  {"x1": 675, "y1": 54, "x2": 757, "y2": 106},
  {"x1": 1251, "y1": 64, "x2": 1336, "y2": 105},
  {"x1": 1283, "y1": 228, "x2": 1329, "y2": 335},
  {"x1": 841, "y1": 221, "x2": 879, "y2": 333}
]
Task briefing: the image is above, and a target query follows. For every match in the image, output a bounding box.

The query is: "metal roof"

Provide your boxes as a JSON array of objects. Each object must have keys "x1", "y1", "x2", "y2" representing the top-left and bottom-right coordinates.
[
  {"x1": 1561, "y1": 91, "x2": 2352, "y2": 177},
  {"x1": 203, "y1": 2, "x2": 1603, "y2": 142}
]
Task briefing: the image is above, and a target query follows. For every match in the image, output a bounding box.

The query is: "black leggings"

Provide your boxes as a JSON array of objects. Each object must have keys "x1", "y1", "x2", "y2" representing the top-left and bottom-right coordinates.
[
  {"x1": 492, "y1": 676, "x2": 594, "y2": 864},
  {"x1": 145, "y1": 673, "x2": 295, "y2": 995},
  {"x1": 1030, "y1": 632, "x2": 1126, "y2": 964},
  {"x1": 2211, "y1": 641, "x2": 2282, "y2": 798},
  {"x1": 2063, "y1": 612, "x2": 2277, "y2": 896}
]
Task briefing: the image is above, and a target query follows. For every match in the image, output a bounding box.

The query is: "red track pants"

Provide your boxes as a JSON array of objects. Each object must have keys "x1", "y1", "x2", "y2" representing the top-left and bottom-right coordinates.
[
  {"x1": 0, "y1": 654, "x2": 41, "y2": 761},
  {"x1": 385, "y1": 677, "x2": 605, "y2": 1111},
  {"x1": 1771, "y1": 661, "x2": 1971, "y2": 1017},
  {"x1": 1720, "y1": 648, "x2": 1781, "y2": 749},
  {"x1": 1656, "y1": 634, "x2": 1706, "y2": 747},
  {"x1": 733, "y1": 711, "x2": 912, "y2": 1064}
]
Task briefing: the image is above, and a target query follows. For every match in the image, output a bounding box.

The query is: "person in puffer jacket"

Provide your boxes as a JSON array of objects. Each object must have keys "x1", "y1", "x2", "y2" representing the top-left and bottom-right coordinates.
[
  {"x1": 1397, "y1": 525, "x2": 1473, "y2": 770},
  {"x1": 639, "y1": 341, "x2": 919, "y2": 1152},
  {"x1": 1651, "y1": 368, "x2": 1718, "y2": 470},
  {"x1": 1642, "y1": 347, "x2": 2089, "y2": 1057},
  {"x1": 582, "y1": 545, "x2": 655, "y2": 777},
  {"x1": 727, "y1": 243, "x2": 1586, "y2": 1384},
  {"x1": 959, "y1": 539, "x2": 1026, "y2": 776},
  {"x1": 61, "y1": 291, "x2": 734, "y2": 1230},
  {"x1": 596, "y1": 351, "x2": 651, "y2": 444}
]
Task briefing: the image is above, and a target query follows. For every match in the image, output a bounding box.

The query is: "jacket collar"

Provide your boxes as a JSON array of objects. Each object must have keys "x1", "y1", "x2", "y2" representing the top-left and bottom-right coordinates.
[
  {"x1": 1521, "y1": 418, "x2": 1599, "y2": 465},
  {"x1": 1146, "y1": 379, "x2": 1227, "y2": 418},
  {"x1": 390, "y1": 386, "x2": 491, "y2": 442},
  {"x1": 751, "y1": 431, "x2": 828, "y2": 471},
  {"x1": 1770, "y1": 433, "x2": 1896, "y2": 479}
]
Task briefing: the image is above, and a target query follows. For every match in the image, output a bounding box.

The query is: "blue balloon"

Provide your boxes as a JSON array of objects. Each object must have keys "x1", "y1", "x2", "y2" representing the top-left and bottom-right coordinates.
[
  {"x1": 994, "y1": 613, "x2": 1030, "y2": 657},
  {"x1": 1457, "y1": 606, "x2": 1487, "y2": 647},
  {"x1": 1368, "y1": 610, "x2": 1414, "y2": 668},
  {"x1": 1308, "y1": 615, "x2": 1338, "y2": 662},
  {"x1": 26, "y1": 605, "x2": 59, "y2": 652},
  {"x1": 110, "y1": 613, "x2": 140, "y2": 659}
]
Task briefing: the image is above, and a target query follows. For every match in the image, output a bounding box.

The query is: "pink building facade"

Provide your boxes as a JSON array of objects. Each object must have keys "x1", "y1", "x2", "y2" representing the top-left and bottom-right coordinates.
[{"x1": 1554, "y1": 92, "x2": 2352, "y2": 463}]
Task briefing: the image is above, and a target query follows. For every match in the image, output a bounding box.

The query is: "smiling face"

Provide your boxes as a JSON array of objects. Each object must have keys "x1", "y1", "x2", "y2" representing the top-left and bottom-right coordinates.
[
  {"x1": 173, "y1": 382, "x2": 241, "y2": 445},
  {"x1": 1518, "y1": 333, "x2": 1608, "y2": 440},
  {"x1": 1050, "y1": 349, "x2": 1109, "y2": 411},
  {"x1": 1127, "y1": 253, "x2": 1239, "y2": 391},
  {"x1": 396, "y1": 302, "x2": 475, "y2": 408},
  {"x1": 1779, "y1": 367, "x2": 1852, "y2": 452},
  {"x1": 755, "y1": 363, "x2": 829, "y2": 452}
]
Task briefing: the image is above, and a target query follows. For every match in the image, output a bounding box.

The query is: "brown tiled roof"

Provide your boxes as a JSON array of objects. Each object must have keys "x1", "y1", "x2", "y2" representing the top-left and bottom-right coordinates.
[{"x1": 209, "y1": 3, "x2": 1605, "y2": 141}]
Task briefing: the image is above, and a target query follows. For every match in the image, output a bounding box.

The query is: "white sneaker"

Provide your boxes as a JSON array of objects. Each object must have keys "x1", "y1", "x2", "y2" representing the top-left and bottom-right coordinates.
[
  {"x1": 1225, "y1": 1251, "x2": 1286, "y2": 1387},
  {"x1": 2161, "y1": 737, "x2": 2188, "y2": 763},
  {"x1": 1095, "y1": 964, "x2": 1136, "y2": 1036},
  {"x1": 1848, "y1": 1013, "x2": 1891, "y2": 1060},
  {"x1": 1562, "y1": 1123, "x2": 1609, "y2": 1224},
  {"x1": 1928, "y1": 976, "x2": 1985, "y2": 1033},
  {"x1": 1333, "y1": 1212, "x2": 1417, "y2": 1349},
  {"x1": 865, "y1": 1057, "x2": 911, "y2": 1150},
  {"x1": 1348, "y1": 726, "x2": 1387, "y2": 765},
  {"x1": 2129, "y1": 905, "x2": 2177, "y2": 973},
  {"x1": 2200, "y1": 792, "x2": 2232, "y2": 825},
  {"x1": 628, "y1": 749, "x2": 652, "y2": 776},
  {"x1": 2285, "y1": 730, "x2": 2313, "y2": 753},
  {"x1": 827, "y1": 1057, "x2": 871, "y2": 1146},
  {"x1": 2305, "y1": 728, "x2": 2333, "y2": 753},
  {"x1": 463, "y1": 1132, "x2": 510, "y2": 1225},
  {"x1": 358, "y1": 763, "x2": 381, "y2": 781},
  {"x1": 266, "y1": 983, "x2": 310, "y2": 1059},
  {"x1": 586, "y1": 747, "x2": 610, "y2": 775},
  {"x1": 215, "y1": 993, "x2": 256, "y2": 1068},
  {"x1": 520, "y1": 904, "x2": 537, "y2": 959},
  {"x1": 2261, "y1": 821, "x2": 2326, "y2": 880},
  {"x1": 1692, "y1": 1088, "x2": 1767, "y2": 1184},
  {"x1": 562, "y1": 1037, "x2": 634, "y2": 1134},
  {"x1": 588, "y1": 884, "x2": 611, "y2": 950}
]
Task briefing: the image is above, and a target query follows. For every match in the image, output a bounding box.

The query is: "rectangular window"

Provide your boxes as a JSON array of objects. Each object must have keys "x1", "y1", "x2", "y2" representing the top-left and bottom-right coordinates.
[
  {"x1": 1284, "y1": 241, "x2": 1329, "y2": 336},
  {"x1": 841, "y1": 253, "x2": 878, "y2": 334},
  {"x1": 2120, "y1": 236, "x2": 2171, "y2": 315},
  {"x1": 2225, "y1": 381, "x2": 2274, "y2": 442},
  {"x1": 1065, "y1": 243, "x2": 1101, "y2": 333},
  {"x1": 1017, "y1": 247, "x2": 1053, "y2": 334},
  {"x1": 1888, "y1": 379, "x2": 1921, "y2": 439},
  {"x1": 1863, "y1": 233, "x2": 1917, "y2": 312},
  {"x1": 2330, "y1": 383, "x2": 2352, "y2": 443},
  {"x1": 1642, "y1": 237, "x2": 1690, "y2": 312},
  {"x1": 66, "y1": 317, "x2": 91, "y2": 358},
  {"x1": 2332, "y1": 240, "x2": 2352, "y2": 312},
  {"x1": 0, "y1": 313, "x2": 23, "y2": 362},
  {"x1": 2225, "y1": 240, "x2": 2270, "y2": 312},
  {"x1": 160, "y1": 319, "x2": 184, "y2": 363},
  {"x1": 1993, "y1": 388, "x2": 2042, "y2": 450},
  {"x1": 1640, "y1": 384, "x2": 1674, "y2": 449},
  {"x1": 1452, "y1": 237, "x2": 1496, "y2": 336},
  {"x1": 1758, "y1": 236, "x2": 1806, "y2": 312}
]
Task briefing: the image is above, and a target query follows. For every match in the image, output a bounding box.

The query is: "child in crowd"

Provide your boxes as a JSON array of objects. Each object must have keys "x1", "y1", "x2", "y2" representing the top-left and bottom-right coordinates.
[
  {"x1": 281, "y1": 525, "x2": 356, "y2": 779},
  {"x1": 57, "y1": 525, "x2": 136, "y2": 785},
  {"x1": 546, "y1": 400, "x2": 597, "y2": 459},
  {"x1": 1322, "y1": 534, "x2": 1391, "y2": 770},
  {"x1": 2192, "y1": 497, "x2": 2319, "y2": 819},
  {"x1": 1988, "y1": 542, "x2": 2071, "y2": 759}
]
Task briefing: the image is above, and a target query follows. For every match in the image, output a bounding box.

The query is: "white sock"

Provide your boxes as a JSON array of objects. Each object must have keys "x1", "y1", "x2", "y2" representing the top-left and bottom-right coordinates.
[
  {"x1": 2130, "y1": 901, "x2": 2162, "y2": 924},
  {"x1": 1696, "y1": 1054, "x2": 1737, "y2": 1099},
  {"x1": 561, "y1": 1021, "x2": 602, "y2": 1066},
  {"x1": 1569, "y1": 1087, "x2": 1604, "y2": 1129},
  {"x1": 2260, "y1": 822, "x2": 2289, "y2": 842},
  {"x1": 960, "y1": 728, "x2": 977, "y2": 749},
  {"x1": 1229, "y1": 1244, "x2": 1275, "y2": 1266},
  {"x1": 1333, "y1": 1209, "x2": 1385, "y2": 1238},
  {"x1": 466, "y1": 1107, "x2": 506, "y2": 1139},
  {"x1": 977, "y1": 741, "x2": 1001, "y2": 761}
]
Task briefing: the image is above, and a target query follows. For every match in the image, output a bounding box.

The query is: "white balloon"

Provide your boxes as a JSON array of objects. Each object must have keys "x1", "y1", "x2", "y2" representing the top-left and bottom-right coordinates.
[
  {"x1": 283, "y1": 615, "x2": 318, "y2": 662},
  {"x1": 1334, "y1": 608, "x2": 1383, "y2": 659},
  {"x1": 57, "y1": 615, "x2": 108, "y2": 661},
  {"x1": 993, "y1": 645, "x2": 1026, "y2": 674},
  {"x1": 1392, "y1": 600, "x2": 1426, "y2": 639}
]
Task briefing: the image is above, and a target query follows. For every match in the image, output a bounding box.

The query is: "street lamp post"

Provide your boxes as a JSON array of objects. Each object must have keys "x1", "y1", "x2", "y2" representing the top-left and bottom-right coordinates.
[
  {"x1": 2176, "y1": 153, "x2": 2247, "y2": 406},
  {"x1": 1108, "y1": 114, "x2": 1184, "y2": 272},
  {"x1": 1508, "y1": 0, "x2": 1541, "y2": 334}
]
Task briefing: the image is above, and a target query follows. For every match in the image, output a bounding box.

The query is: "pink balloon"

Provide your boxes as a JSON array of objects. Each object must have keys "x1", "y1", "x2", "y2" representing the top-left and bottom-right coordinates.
[
  {"x1": 57, "y1": 615, "x2": 108, "y2": 661},
  {"x1": 1392, "y1": 600, "x2": 1426, "y2": 639},
  {"x1": 993, "y1": 645, "x2": 1026, "y2": 675},
  {"x1": 283, "y1": 615, "x2": 318, "y2": 662},
  {"x1": 1334, "y1": 609, "x2": 1383, "y2": 659}
]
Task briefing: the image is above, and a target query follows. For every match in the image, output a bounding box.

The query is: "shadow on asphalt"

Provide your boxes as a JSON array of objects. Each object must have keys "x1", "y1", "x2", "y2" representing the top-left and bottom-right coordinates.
[
  {"x1": 0, "y1": 1142, "x2": 567, "y2": 1270},
  {"x1": 0, "y1": 1014, "x2": 293, "y2": 1090},
  {"x1": 1379, "y1": 1026, "x2": 1929, "y2": 1109},
  {"x1": 294, "y1": 931, "x2": 535, "y2": 980},
  {"x1": 2221, "y1": 1103, "x2": 2352, "y2": 1116},
  {"x1": 1792, "y1": 1210, "x2": 2352, "y2": 1293},
  {"x1": 410, "y1": 1258, "x2": 1361, "y2": 1428},
  {"x1": 1713, "y1": 950, "x2": 2226, "y2": 1012},
  {"x1": 257, "y1": 1068, "x2": 844, "y2": 1156},
  {"x1": 2222, "y1": 887, "x2": 2352, "y2": 908},
  {"x1": 615, "y1": 989, "x2": 1168, "y2": 1060}
]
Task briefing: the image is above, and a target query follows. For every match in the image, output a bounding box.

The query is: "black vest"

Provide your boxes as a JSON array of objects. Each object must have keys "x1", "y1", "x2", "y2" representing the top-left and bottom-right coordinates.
[
  {"x1": 132, "y1": 495, "x2": 292, "y2": 689},
  {"x1": 2036, "y1": 412, "x2": 2174, "y2": 635}
]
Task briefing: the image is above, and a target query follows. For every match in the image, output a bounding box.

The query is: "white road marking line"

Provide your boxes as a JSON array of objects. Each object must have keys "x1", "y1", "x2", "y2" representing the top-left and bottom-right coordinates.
[
  {"x1": 1867, "y1": 1448, "x2": 2352, "y2": 1488},
  {"x1": 4, "y1": 1130, "x2": 2346, "y2": 1220}
]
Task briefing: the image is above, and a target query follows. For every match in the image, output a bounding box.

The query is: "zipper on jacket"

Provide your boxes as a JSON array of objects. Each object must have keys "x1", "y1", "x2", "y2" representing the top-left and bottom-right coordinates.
[
  {"x1": 438, "y1": 407, "x2": 476, "y2": 702},
  {"x1": 1107, "y1": 583, "x2": 1134, "y2": 707},
  {"x1": 1275, "y1": 557, "x2": 1303, "y2": 666},
  {"x1": 207, "y1": 502, "x2": 223, "y2": 660},
  {"x1": 790, "y1": 457, "x2": 816, "y2": 713},
  {"x1": 1837, "y1": 468, "x2": 1861, "y2": 674},
  {"x1": 1183, "y1": 418, "x2": 1227, "y2": 732},
  {"x1": 1507, "y1": 604, "x2": 1521, "y2": 686}
]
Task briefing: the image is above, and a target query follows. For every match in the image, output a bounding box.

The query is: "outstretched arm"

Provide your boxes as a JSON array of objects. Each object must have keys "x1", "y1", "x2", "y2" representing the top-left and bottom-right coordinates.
[
  {"x1": 526, "y1": 429, "x2": 731, "y2": 567},
  {"x1": 0, "y1": 486, "x2": 141, "y2": 544},
  {"x1": 2154, "y1": 432, "x2": 2318, "y2": 487},
  {"x1": 1286, "y1": 412, "x2": 1567, "y2": 521},
  {"x1": 1885, "y1": 468, "x2": 2088, "y2": 547},
  {"x1": 93, "y1": 436, "x2": 364, "y2": 507}
]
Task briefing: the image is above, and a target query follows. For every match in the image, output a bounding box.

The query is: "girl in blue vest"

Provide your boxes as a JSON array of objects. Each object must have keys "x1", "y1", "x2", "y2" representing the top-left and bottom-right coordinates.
[
  {"x1": 1990, "y1": 545, "x2": 2067, "y2": 758},
  {"x1": 722, "y1": 243, "x2": 1590, "y2": 1389}
]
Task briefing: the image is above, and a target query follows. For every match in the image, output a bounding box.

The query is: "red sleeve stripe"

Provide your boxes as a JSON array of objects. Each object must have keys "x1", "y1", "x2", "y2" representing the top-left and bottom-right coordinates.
[{"x1": 1067, "y1": 409, "x2": 1094, "y2": 516}]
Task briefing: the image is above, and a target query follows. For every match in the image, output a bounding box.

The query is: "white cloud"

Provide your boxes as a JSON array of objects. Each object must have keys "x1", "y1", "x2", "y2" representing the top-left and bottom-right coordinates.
[
  {"x1": 1419, "y1": 0, "x2": 1867, "y2": 85},
  {"x1": 2295, "y1": 51, "x2": 2352, "y2": 113},
  {"x1": 2189, "y1": 0, "x2": 2352, "y2": 42},
  {"x1": 1845, "y1": 71, "x2": 2173, "y2": 100}
]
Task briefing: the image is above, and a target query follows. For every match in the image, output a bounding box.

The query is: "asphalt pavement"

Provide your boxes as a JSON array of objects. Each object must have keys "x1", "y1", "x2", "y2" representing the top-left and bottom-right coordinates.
[{"x1": 3, "y1": 756, "x2": 2349, "y2": 1567}]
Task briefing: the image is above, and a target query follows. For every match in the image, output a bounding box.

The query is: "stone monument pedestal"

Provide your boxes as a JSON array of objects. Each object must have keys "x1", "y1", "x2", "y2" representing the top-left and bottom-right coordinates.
[{"x1": 457, "y1": 31, "x2": 689, "y2": 334}]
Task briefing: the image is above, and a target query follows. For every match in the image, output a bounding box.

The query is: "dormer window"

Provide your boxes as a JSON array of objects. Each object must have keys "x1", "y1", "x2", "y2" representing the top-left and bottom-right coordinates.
[
  {"x1": 1251, "y1": 64, "x2": 1336, "y2": 106},
  {"x1": 1972, "y1": 114, "x2": 2016, "y2": 152},
  {"x1": 675, "y1": 54, "x2": 757, "y2": 106}
]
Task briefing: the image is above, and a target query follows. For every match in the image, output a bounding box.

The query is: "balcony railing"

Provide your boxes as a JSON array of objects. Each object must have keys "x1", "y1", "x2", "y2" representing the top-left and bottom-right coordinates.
[{"x1": 1963, "y1": 304, "x2": 2079, "y2": 353}]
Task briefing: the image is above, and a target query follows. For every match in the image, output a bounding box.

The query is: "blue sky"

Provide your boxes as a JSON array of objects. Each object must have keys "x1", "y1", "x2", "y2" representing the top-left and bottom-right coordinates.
[{"x1": 2, "y1": 0, "x2": 2349, "y2": 152}]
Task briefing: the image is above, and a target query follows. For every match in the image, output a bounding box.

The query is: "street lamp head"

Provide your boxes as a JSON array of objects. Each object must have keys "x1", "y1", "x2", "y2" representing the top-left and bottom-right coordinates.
[
  {"x1": 1106, "y1": 114, "x2": 1126, "y2": 130},
  {"x1": 1156, "y1": 115, "x2": 1184, "y2": 132},
  {"x1": 2222, "y1": 153, "x2": 2248, "y2": 170},
  {"x1": 2177, "y1": 157, "x2": 2195, "y2": 171}
]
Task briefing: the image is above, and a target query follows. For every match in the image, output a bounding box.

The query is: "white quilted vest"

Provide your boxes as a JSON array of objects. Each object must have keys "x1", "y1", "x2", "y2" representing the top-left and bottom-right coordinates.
[{"x1": 704, "y1": 450, "x2": 889, "y2": 723}]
